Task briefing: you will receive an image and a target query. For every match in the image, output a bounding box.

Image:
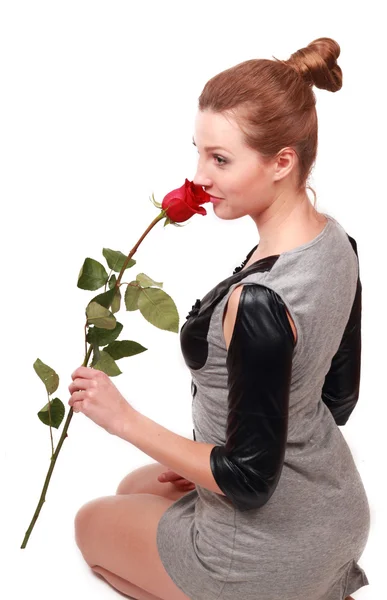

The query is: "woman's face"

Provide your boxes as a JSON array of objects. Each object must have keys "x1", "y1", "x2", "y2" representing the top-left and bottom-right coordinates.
[{"x1": 192, "y1": 110, "x2": 279, "y2": 220}]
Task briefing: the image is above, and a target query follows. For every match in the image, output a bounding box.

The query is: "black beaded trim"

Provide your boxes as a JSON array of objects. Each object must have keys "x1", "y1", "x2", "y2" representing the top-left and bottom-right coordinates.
[
  {"x1": 232, "y1": 243, "x2": 259, "y2": 275},
  {"x1": 186, "y1": 298, "x2": 201, "y2": 320},
  {"x1": 232, "y1": 257, "x2": 249, "y2": 275},
  {"x1": 185, "y1": 246, "x2": 259, "y2": 320}
]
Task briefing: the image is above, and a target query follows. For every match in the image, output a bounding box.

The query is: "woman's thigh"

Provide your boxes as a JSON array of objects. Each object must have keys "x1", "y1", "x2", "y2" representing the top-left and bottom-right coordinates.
[
  {"x1": 74, "y1": 493, "x2": 191, "y2": 600},
  {"x1": 115, "y1": 461, "x2": 194, "y2": 502}
]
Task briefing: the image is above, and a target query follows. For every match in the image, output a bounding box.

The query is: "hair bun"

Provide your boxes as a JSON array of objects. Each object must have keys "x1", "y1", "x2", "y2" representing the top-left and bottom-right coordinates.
[{"x1": 285, "y1": 37, "x2": 342, "y2": 92}]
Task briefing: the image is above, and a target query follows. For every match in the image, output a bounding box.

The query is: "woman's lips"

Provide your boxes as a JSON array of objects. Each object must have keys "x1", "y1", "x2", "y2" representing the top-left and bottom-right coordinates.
[{"x1": 210, "y1": 196, "x2": 223, "y2": 204}]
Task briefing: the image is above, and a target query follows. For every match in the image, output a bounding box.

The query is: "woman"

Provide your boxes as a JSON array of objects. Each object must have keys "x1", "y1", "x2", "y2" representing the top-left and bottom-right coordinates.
[{"x1": 73, "y1": 37, "x2": 370, "y2": 600}]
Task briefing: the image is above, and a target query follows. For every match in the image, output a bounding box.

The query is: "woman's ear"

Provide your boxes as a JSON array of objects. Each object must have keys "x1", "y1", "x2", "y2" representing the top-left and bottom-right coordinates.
[{"x1": 273, "y1": 147, "x2": 297, "y2": 182}]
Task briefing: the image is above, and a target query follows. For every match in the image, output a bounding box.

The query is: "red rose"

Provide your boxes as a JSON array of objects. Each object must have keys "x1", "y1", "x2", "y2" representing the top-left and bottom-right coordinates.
[{"x1": 161, "y1": 179, "x2": 211, "y2": 223}]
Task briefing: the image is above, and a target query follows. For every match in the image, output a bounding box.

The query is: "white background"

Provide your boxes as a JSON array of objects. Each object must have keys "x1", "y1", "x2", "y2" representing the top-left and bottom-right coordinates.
[{"x1": 1, "y1": 1, "x2": 385, "y2": 599}]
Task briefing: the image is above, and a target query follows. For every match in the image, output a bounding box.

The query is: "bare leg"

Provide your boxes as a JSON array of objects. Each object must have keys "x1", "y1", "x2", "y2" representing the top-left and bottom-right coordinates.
[{"x1": 92, "y1": 565, "x2": 163, "y2": 600}]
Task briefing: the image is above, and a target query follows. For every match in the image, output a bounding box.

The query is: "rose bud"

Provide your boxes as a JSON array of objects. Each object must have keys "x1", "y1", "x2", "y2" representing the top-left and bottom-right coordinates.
[{"x1": 162, "y1": 179, "x2": 211, "y2": 223}]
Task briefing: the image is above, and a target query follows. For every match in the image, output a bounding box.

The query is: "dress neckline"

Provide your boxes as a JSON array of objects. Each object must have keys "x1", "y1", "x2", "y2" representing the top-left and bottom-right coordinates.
[{"x1": 233, "y1": 213, "x2": 334, "y2": 275}]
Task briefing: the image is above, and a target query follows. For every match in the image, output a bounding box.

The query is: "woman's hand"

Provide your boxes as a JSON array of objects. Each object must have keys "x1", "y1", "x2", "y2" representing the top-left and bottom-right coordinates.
[
  {"x1": 68, "y1": 366, "x2": 135, "y2": 438},
  {"x1": 157, "y1": 468, "x2": 196, "y2": 491}
]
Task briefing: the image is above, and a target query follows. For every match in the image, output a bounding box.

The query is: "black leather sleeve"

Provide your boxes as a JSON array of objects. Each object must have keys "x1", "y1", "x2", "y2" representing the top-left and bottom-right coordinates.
[
  {"x1": 209, "y1": 284, "x2": 295, "y2": 512},
  {"x1": 321, "y1": 240, "x2": 362, "y2": 426}
]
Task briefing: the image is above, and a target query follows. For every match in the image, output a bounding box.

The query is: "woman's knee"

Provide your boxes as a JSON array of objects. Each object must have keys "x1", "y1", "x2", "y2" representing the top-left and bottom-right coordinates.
[{"x1": 115, "y1": 462, "x2": 167, "y2": 496}]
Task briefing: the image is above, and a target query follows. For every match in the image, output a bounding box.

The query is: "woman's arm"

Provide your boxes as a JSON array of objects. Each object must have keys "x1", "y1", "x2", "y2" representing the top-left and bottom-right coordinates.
[
  {"x1": 321, "y1": 236, "x2": 362, "y2": 426},
  {"x1": 210, "y1": 283, "x2": 295, "y2": 512}
]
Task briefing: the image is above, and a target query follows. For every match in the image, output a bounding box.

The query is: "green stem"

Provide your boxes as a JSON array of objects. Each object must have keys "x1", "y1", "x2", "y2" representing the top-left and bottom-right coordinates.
[
  {"x1": 20, "y1": 345, "x2": 93, "y2": 549},
  {"x1": 116, "y1": 211, "x2": 166, "y2": 287},
  {"x1": 20, "y1": 209, "x2": 166, "y2": 549},
  {"x1": 48, "y1": 391, "x2": 54, "y2": 458}
]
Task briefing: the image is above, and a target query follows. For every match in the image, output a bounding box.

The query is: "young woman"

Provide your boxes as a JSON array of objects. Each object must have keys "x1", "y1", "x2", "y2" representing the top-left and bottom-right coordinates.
[{"x1": 74, "y1": 37, "x2": 370, "y2": 600}]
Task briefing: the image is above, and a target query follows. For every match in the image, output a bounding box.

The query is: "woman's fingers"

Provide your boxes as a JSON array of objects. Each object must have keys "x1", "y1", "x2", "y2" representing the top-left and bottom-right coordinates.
[
  {"x1": 158, "y1": 470, "x2": 196, "y2": 489},
  {"x1": 158, "y1": 470, "x2": 182, "y2": 482},
  {"x1": 180, "y1": 481, "x2": 196, "y2": 489},
  {"x1": 68, "y1": 378, "x2": 96, "y2": 394}
]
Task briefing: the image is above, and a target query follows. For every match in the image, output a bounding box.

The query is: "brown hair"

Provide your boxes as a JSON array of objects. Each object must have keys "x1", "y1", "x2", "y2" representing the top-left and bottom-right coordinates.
[{"x1": 197, "y1": 37, "x2": 342, "y2": 207}]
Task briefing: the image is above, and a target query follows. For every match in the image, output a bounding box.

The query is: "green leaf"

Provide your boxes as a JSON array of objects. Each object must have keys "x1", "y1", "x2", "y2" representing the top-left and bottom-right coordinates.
[
  {"x1": 92, "y1": 350, "x2": 122, "y2": 376},
  {"x1": 86, "y1": 321, "x2": 123, "y2": 346},
  {"x1": 88, "y1": 287, "x2": 116, "y2": 309},
  {"x1": 104, "y1": 340, "x2": 147, "y2": 360},
  {"x1": 86, "y1": 301, "x2": 116, "y2": 329},
  {"x1": 108, "y1": 274, "x2": 117, "y2": 289},
  {"x1": 77, "y1": 258, "x2": 109, "y2": 290},
  {"x1": 136, "y1": 273, "x2": 163, "y2": 288},
  {"x1": 90, "y1": 342, "x2": 101, "y2": 366},
  {"x1": 102, "y1": 248, "x2": 136, "y2": 273},
  {"x1": 124, "y1": 282, "x2": 142, "y2": 311},
  {"x1": 138, "y1": 288, "x2": 179, "y2": 333},
  {"x1": 111, "y1": 287, "x2": 121, "y2": 314},
  {"x1": 33, "y1": 359, "x2": 59, "y2": 394},
  {"x1": 37, "y1": 397, "x2": 65, "y2": 429}
]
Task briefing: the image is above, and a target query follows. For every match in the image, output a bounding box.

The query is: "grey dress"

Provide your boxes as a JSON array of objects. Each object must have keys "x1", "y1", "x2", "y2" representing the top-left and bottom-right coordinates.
[{"x1": 156, "y1": 213, "x2": 370, "y2": 600}]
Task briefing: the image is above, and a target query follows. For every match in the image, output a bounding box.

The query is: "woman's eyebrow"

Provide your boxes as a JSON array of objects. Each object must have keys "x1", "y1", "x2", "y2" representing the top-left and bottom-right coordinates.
[{"x1": 192, "y1": 136, "x2": 232, "y2": 153}]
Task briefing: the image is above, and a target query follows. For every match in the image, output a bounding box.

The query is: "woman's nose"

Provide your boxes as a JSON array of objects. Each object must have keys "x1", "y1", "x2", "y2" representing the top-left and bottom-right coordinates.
[
  {"x1": 192, "y1": 154, "x2": 212, "y2": 188},
  {"x1": 193, "y1": 170, "x2": 211, "y2": 189}
]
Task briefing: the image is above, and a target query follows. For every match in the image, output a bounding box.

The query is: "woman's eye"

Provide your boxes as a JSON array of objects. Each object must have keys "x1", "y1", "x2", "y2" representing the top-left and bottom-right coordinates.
[{"x1": 194, "y1": 148, "x2": 227, "y2": 166}]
